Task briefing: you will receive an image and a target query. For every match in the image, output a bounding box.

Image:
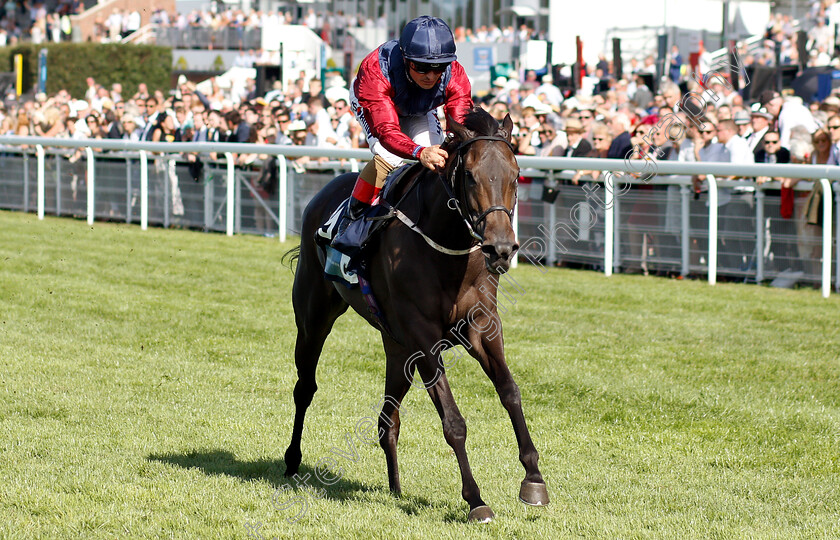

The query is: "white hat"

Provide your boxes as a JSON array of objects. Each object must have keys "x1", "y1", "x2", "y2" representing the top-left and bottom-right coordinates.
[
  {"x1": 324, "y1": 86, "x2": 350, "y2": 105},
  {"x1": 492, "y1": 76, "x2": 507, "y2": 88},
  {"x1": 521, "y1": 94, "x2": 552, "y2": 115},
  {"x1": 287, "y1": 119, "x2": 307, "y2": 132},
  {"x1": 70, "y1": 100, "x2": 89, "y2": 115}
]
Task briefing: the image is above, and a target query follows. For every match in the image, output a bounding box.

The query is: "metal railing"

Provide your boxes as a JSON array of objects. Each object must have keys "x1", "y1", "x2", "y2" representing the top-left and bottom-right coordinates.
[{"x1": 0, "y1": 136, "x2": 837, "y2": 297}]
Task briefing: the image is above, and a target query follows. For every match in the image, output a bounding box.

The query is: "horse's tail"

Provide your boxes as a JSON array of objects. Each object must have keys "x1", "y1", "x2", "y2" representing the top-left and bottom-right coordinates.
[{"x1": 281, "y1": 245, "x2": 301, "y2": 272}]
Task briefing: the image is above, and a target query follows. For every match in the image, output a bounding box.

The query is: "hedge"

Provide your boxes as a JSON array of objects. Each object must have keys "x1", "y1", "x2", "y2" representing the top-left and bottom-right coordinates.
[{"x1": 0, "y1": 43, "x2": 172, "y2": 98}]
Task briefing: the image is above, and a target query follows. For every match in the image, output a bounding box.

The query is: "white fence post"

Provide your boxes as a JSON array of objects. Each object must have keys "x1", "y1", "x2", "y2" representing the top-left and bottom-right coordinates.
[
  {"x1": 820, "y1": 179, "x2": 833, "y2": 298},
  {"x1": 140, "y1": 151, "x2": 148, "y2": 231},
  {"x1": 36, "y1": 144, "x2": 44, "y2": 220},
  {"x1": 605, "y1": 173, "x2": 614, "y2": 277},
  {"x1": 225, "y1": 152, "x2": 235, "y2": 237},
  {"x1": 278, "y1": 155, "x2": 287, "y2": 242},
  {"x1": 85, "y1": 147, "x2": 95, "y2": 226},
  {"x1": 707, "y1": 174, "x2": 718, "y2": 286}
]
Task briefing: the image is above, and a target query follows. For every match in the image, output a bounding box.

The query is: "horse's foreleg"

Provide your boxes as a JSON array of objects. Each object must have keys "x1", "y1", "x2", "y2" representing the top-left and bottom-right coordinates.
[
  {"x1": 465, "y1": 323, "x2": 549, "y2": 506},
  {"x1": 415, "y1": 358, "x2": 494, "y2": 522},
  {"x1": 378, "y1": 342, "x2": 413, "y2": 495}
]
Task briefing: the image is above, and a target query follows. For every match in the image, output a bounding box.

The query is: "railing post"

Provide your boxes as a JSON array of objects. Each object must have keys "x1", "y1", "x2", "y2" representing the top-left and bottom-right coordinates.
[
  {"x1": 835, "y1": 183, "x2": 840, "y2": 293},
  {"x1": 707, "y1": 174, "x2": 718, "y2": 286},
  {"x1": 605, "y1": 173, "x2": 614, "y2": 276},
  {"x1": 278, "y1": 155, "x2": 287, "y2": 242},
  {"x1": 85, "y1": 147, "x2": 95, "y2": 225},
  {"x1": 680, "y1": 183, "x2": 690, "y2": 276},
  {"x1": 235, "y1": 170, "x2": 242, "y2": 234},
  {"x1": 55, "y1": 153, "x2": 61, "y2": 217},
  {"x1": 204, "y1": 165, "x2": 213, "y2": 231},
  {"x1": 546, "y1": 177, "x2": 557, "y2": 266},
  {"x1": 125, "y1": 157, "x2": 132, "y2": 223},
  {"x1": 820, "y1": 179, "x2": 833, "y2": 298},
  {"x1": 350, "y1": 158, "x2": 359, "y2": 173},
  {"x1": 140, "y1": 150, "x2": 148, "y2": 230},
  {"x1": 23, "y1": 152, "x2": 29, "y2": 212},
  {"x1": 755, "y1": 187, "x2": 765, "y2": 283},
  {"x1": 225, "y1": 152, "x2": 235, "y2": 236},
  {"x1": 36, "y1": 144, "x2": 44, "y2": 220},
  {"x1": 163, "y1": 158, "x2": 170, "y2": 228}
]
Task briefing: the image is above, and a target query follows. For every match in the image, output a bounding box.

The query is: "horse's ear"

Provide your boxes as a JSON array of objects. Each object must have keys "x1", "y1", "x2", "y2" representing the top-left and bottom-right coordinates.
[
  {"x1": 447, "y1": 114, "x2": 474, "y2": 141},
  {"x1": 498, "y1": 114, "x2": 514, "y2": 142}
]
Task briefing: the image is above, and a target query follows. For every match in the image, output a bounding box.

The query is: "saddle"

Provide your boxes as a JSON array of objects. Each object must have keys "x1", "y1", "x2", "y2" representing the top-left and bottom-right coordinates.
[{"x1": 315, "y1": 162, "x2": 421, "y2": 288}]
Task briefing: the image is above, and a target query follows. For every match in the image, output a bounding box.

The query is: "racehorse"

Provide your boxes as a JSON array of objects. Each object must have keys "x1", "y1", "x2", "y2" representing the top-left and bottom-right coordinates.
[{"x1": 283, "y1": 107, "x2": 549, "y2": 522}]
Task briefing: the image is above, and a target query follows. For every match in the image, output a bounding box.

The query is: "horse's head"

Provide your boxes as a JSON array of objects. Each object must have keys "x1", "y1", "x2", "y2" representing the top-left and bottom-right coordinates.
[{"x1": 445, "y1": 109, "x2": 519, "y2": 274}]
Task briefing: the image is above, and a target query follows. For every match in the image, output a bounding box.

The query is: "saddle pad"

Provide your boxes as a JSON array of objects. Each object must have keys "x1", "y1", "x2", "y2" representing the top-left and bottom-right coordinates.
[{"x1": 317, "y1": 199, "x2": 359, "y2": 287}]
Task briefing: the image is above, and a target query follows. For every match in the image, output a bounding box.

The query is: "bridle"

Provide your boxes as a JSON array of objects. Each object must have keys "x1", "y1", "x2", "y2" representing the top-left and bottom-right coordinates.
[{"x1": 441, "y1": 136, "x2": 518, "y2": 243}]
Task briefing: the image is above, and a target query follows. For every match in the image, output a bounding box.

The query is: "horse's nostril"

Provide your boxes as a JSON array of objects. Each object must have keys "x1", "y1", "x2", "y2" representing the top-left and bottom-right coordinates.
[{"x1": 483, "y1": 242, "x2": 518, "y2": 261}]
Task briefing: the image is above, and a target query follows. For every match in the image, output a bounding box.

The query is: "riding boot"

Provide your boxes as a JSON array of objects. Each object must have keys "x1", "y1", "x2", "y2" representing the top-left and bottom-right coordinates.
[{"x1": 330, "y1": 196, "x2": 370, "y2": 251}]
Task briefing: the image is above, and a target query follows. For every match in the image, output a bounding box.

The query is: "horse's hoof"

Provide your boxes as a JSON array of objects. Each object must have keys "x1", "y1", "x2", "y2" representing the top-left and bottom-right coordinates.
[
  {"x1": 283, "y1": 450, "x2": 301, "y2": 477},
  {"x1": 518, "y1": 480, "x2": 550, "y2": 506},
  {"x1": 468, "y1": 505, "x2": 495, "y2": 523}
]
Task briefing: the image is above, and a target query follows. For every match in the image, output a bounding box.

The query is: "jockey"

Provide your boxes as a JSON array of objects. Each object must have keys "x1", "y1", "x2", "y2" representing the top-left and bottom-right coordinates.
[{"x1": 332, "y1": 15, "x2": 473, "y2": 246}]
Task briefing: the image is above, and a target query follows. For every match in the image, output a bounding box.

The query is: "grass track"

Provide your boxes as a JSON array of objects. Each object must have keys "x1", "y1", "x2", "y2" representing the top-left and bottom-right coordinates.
[{"x1": 1, "y1": 210, "x2": 839, "y2": 539}]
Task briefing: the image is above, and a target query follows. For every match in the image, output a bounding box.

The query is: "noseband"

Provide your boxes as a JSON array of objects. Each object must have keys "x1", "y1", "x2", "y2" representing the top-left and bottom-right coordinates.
[{"x1": 442, "y1": 136, "x2": 518, "y2": 243}]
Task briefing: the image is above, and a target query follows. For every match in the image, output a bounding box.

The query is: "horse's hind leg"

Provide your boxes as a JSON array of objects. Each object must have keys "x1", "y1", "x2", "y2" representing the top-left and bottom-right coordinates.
[{"x1": 283, "y1": 253, "x2": 348, "y2": 477}]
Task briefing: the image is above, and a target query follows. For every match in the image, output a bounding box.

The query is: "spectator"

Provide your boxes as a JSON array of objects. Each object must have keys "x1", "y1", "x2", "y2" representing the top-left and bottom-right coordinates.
[
  {"x1": 120, "y1": 114, "x2": 141, "y2": 141},
  {"x1": 537, "y1": 121, "x2": 564, "y2": 157},
  {"x1": 761, "y1": 90, "x2": 818, "y2": 148},
  {"x1": 225, "y1": 110, "x2": 250, "y2": 142},
  {"x1": 570, "y1": 122, "x2": 612, "y2": 185},
  {"x1": 747, "y1": 106, "x2": 774, "y2": 153},
  {"x1": 715, "y1": 118, "x2": 754, "y2": 270},
  {"x1": 825, "y1": 114, "x2": 840, "y2": 164},
  {"x1": 606, "y1": 112, "x2": 632, "y2": 159},
  {"x1": 755, "y1": 130, "x2": 796, "y2": 267},
  {"x1": 554, "y1": 118, "x2": 591, "y2": 158},
  {"x1": 668, "y1": 45, "x2": 683, "y2": 82},
  {"x1": 733, "y1": 110, "x2": 752, "y2": 140}
]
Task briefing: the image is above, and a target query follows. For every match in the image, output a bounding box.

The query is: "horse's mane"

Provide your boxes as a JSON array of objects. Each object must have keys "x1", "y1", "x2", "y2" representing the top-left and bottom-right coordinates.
[{"x1": 460, "y1": 107, "x2": 500, "y2": 137}]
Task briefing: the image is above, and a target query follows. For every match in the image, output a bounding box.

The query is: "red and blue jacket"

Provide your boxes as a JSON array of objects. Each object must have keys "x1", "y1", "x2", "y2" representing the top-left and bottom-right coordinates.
[{"x1": 352, "y1": 40, "x2": 473, "y2": 160}]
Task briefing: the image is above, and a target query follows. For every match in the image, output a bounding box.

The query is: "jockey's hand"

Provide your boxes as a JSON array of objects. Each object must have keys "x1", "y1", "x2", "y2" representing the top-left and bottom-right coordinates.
[{"x1": 419, "y1": 145, "x2": 448, "y2": 171}]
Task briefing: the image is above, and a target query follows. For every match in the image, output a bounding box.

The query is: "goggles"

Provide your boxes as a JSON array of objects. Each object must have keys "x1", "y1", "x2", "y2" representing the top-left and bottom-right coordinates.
[{"x1": 409, "y1": 61, "x2": 451, "y2": 74}]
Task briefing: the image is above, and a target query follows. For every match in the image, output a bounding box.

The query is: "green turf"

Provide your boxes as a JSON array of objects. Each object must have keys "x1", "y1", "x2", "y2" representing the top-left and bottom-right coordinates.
[{"x1": 1, "y1": 209, "x2": 838, "y2": 539}]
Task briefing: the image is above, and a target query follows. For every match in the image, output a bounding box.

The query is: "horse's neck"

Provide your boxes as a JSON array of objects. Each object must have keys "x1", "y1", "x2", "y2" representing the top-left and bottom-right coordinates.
[{"x1": 408, "y1": 168, "x2": 476, "y2": 250}]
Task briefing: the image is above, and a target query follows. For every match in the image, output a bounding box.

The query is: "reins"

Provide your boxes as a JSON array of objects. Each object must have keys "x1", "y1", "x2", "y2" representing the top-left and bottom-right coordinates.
[{"x1": 372, "y1": 135, "x2": 517, "y2": 256}]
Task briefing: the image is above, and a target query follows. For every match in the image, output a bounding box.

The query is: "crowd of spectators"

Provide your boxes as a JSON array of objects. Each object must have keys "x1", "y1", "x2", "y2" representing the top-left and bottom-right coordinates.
[{"x1": 1, "y1": 4, "x2": 838, "y2": 255}]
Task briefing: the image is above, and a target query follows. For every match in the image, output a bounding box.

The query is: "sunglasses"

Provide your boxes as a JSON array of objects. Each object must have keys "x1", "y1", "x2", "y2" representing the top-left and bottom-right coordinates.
[
  {"x1": 633, "y1": 130, "x2": 647, "y2": 136},
  {"x1": 829, "y1": 125, "x2": 840, "y2": 130},
  {"x1": 409, "y1": 61, "x2": 450, "y2": 74},
  {"x1": 579, "y1": 114, "x2": 593, "y2": 119},
  {"x1": 764, "y1": 139, "x2": 779, "y2": 144},
  {"x1": 592, "y1": 137, "x2": 606, "y2": 141}
]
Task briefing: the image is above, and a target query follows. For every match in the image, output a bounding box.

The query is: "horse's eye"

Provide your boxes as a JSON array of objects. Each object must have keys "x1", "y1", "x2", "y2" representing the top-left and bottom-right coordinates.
[{"x1": 465, "y1": 171, "x2": 477, "y2": 185}]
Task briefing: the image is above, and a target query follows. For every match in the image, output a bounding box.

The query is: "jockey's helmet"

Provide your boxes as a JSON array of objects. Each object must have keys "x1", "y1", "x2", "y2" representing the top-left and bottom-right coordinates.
[{"x1": 399, "y1": 16, "x2": 457, "y2": 67}]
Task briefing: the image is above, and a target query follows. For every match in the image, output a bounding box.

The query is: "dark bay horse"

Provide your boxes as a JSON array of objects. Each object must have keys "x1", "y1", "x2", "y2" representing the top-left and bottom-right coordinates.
[{"x1": 283, "y1": 107, "x2": 548, "y2": 522}]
